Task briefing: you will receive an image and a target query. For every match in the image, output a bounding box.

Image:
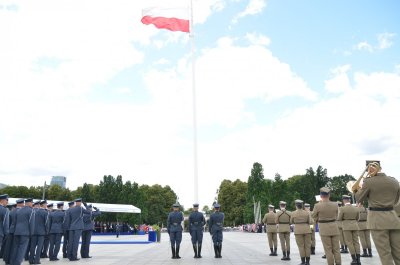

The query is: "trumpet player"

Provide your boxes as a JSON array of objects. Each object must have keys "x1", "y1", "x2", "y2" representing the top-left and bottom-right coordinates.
[{"x1": 354, "y1": 161, "x2": 400, "y2": 265}]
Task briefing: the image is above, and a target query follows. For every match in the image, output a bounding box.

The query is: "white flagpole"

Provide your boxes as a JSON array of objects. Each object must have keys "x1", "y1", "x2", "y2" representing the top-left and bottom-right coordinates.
[{"x1": 190, "y1": 0, "x2": 198, "y2": 203}]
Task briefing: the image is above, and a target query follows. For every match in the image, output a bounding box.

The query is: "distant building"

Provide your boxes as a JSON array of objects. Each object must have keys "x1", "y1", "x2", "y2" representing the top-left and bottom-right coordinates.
[
  {"x1": 50, "y1": 176, "x2": 66, "y2": 189},
  {"x1": 0, "y1": 183, "x2": 8, "y2": 189}
]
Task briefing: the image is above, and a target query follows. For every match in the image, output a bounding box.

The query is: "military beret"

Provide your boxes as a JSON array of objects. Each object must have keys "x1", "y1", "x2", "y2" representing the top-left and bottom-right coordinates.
[
  {"x1": 24, "y1": 198, "x2": 33, "y2": 203},
  {"x1": 74, "y1": 198, "x2": 82, "y2": 202},
  {"x1": 0, "y1": 194, "x2": 9, "y2": 200},
  {"x1": 320, "y1": 187, "x2": 330, "y2": 195},
  {"x1": 68, "y1": 201, "x2": 75, "y2": 206},
  {"x1": 268, "y1": 204, "x2": 275, "y2": 208},
  {"x1": 342, "y1": 195, "x2": 351, "y2": 200},
  {"x1": 16, "y1": 199, "x2": 25, "y2": 204},
  {"x1": 304, "y1": 203, "x2": 310, "y2": 207},
  {"x1": 214, "y1": 203, "x2": 221, "y2": 208},
  {"x1": 172, "y1": 203, "x2": 180, "y2": 208},
  {"x1": 193, "y1": 203, "x2": 199, "y2": 207},
  {"x1": 40, "y1": 200, "x2": 47, "y2": 205},
  {"x1": 47, "y1": 203, "x2": 53, "y2": 208},
  {"x1": 57, "y1": 202, "x2": 64, "y2": 207},
  {"x1": 279, "y1": 201, "x2": 287, "y2": 205}
]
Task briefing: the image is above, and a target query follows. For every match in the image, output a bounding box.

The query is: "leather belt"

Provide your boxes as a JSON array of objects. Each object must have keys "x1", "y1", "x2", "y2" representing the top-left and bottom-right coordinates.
[
  {"x1": 267, "y1": 223, "x2": 276, "y2": 225},
  {"x1": 318, "y1": 219, "x2": 336, "y2": 223},
  {"x1": 294, "y1": 222, "x2": 309, "y2": 224},
  {"x1": 279, "y1": 222, "x2": 289, "y2": 224},
  {"x1": 358, "y1": 220, "x2": 367, "y2": 222},
  {"x1": 343, "y1": 219, "x2": 356, "y2": 220},
  {"x1": 369, "y1": 207, "x2": 393, "y2": 211}
]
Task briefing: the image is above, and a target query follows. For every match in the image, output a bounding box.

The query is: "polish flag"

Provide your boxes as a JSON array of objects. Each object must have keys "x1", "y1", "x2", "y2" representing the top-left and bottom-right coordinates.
[{"x1": 141, "y1": 7, "x2": 190, "y2": 33}]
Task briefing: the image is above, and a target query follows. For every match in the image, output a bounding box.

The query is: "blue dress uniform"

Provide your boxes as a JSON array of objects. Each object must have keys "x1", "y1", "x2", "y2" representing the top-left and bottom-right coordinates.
[
  {"x1": 63, "y1": 199, "x2": 85, "y2": 261},
  {"x1": 167, "y1": 203, "x2": 184, "y2": 259},
  {"x1": 48, "y1": 202, "x2": 65, "y2": 261},
  {"x1": 41, "y1": 203, "x2": 52, "y2": 258},
  {"x1": 3, "y1": 201, "x2": 22, "y2": 264},
  {"x1": 81, "y1": 204, "x2": 101, "y2": 258},
  {"x1": 0, "y1": 194, "x2": 10, "y2": 255},
  {"x1": 62, "y1": 201, "x2": 74, "y2": 258},
  {"x1": 209, "y1": 203, "x2": 224, "y2": 258},
  {"x1": 29, "y1": 201, "x2": 49, "y2": 264},
  {"x1": 10, "y1": 198, "x2": 35, "y2": 265},
  {"x1": 188, "y1": 203, "x2": 205, "y2": 258}
]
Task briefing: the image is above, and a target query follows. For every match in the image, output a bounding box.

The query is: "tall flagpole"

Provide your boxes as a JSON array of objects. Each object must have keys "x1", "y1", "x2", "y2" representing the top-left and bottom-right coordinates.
[{"x1": 190, "y1": 0, "x2": 198, "y2": 203}]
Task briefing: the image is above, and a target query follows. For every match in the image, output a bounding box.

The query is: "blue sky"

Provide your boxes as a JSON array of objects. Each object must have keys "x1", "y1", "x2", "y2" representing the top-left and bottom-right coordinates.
[{"x1": 0, "y1": 0, "x2": 399, "y2": 208}]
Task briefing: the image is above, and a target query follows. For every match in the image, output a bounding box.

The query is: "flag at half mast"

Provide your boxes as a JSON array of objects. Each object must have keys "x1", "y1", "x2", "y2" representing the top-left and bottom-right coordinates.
[{"x1": 141, "y1": 7, "x2": 190, "y2": 33}]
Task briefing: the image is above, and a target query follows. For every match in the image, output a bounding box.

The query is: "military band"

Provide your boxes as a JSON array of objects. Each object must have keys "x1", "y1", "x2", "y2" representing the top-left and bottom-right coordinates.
[
  {"x1": 291, "y1": 199, "x2": 312, "y2": 265},
  {"x1": 357, "y1": 203, "x2": 372, "y2": 258},
  {"x1": 304, "y1": 203, "x2": 316, "y2": 255}
]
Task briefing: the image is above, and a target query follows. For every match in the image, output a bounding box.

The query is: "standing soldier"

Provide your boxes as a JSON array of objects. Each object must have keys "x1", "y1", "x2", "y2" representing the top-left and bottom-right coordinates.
[
  {"x1": 81, "y1": 204, "x2": 101, "y2": 259},
  {"x1": 337, "y1": 201, "x2": 348, "y2": 254},
  {"x1": 276, "y1": 201, "x2": 291, "y2": 261},
  {"x1": 355, "y1": 161, "x2": 400, "y2": 265},
  {"x1": 64, "y1": 198, "x2": 84, "y2": 261},
  {"x1": 209, "y1": 203, "x2": 224, "y2": 258},
  {"x1": 304, "y1": 203, "x2": 316, "y2": 255},
  {"x1": 291, "y1": 200, "x2": 312, "y2": 265},
  {"x1": 338, "y1": 195, "x2": 360, "y2": 265},
  {"x1": 357, "y1": 202, "x2": 372, "y2": 258},
  {"x1": 41, "y1": 203, "x2": 53, "y2": 258},
  {"x1": 167, "y1": 203, "x2": 184, "y2": 259},
  {"x1": 3, "y1": 199, "x2": 23, "y2": 264},
  {"x1": 262, "y1": 204, "x2": 278, "y2": 256},
  {"x1": 0, "y1": 194, "x2": 10, "y2": 254},
  {"x1": 48, "y1": 202, "x2": 65, "y2": 261},
  {"x1": 312, "y1": 187, "x2": 341, "y2": 265},
  {"x1": 62, "y1": 201, "x2": 74, "y2": 258},
  {"x1": 29, "y1": 200, "x2": 49, "y2": 265},
  {"x1": 188, "y1": 203, "x2": 205, "y2": 258}
]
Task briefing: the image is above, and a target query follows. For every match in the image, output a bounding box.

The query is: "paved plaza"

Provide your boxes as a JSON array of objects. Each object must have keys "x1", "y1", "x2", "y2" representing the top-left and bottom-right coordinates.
[{"x1": 12, "y1": 232, "x2": 380, "y2": 265}]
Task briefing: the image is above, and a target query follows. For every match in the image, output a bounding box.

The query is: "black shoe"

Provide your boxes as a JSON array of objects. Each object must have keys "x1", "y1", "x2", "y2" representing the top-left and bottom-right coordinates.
[
  {"x1": 350, "y1": 254, "x2": 358, "y2": 265},
  {"x1": 286, "y1": 251, "x2": 291, "y2": 261},
  {"x1": 176, "y1": 245, "x2": 181, "y2": 259},
  {"x1": 214, "y1": 244, "x2": 219, "y2": 258},
  {"x1": 171, "y1": 246, "x2": 176, "y2": 259},
  {"x1": 367, "y1": 248, "x2": 372, "y2": 257},
  {"x1": 272, "y1": 247, "x2": 278, "y2": 256},
  {"x1": 360, "y1": 249, "x2": 368, "y2": 257},
  {"x1": 305, "y1": 257, "x2": 310, "y2": 265},
  {"x1": 218, "y1": 243, "x2": 222, "y2": 258},
  {"x1": 299, "y1": 257, "x2": 305, "y2": 265},
  {"x1": 281, "y1": 251, "x2": 287, "y2": 260},
  {"x1": 198, "y1": 244, "x2": 202, "y2": 258},
  {"x1": 311, "y1": 247, "x2": 315, "y2": 255},
  {"x1": 269, "y1": 248, "x2": 274, "y2": 256},
  {"x1": 356, "y1": 254, "x2": 361, "y2": 265},
  {"x1": 193, "y1": 244, "x2": 198, "y2": 258},
  {"x1": 322, "y1": 254, "x2": 326, "y2": 259}
]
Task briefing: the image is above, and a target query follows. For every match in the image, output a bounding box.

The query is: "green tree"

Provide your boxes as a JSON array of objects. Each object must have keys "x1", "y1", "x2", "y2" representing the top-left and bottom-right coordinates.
[
  {"x1": 218, "y1": 179, "x2": 247, "y2": 226},
  {"x1": 328, "y1": 174, "x2": 355, "y2": 202},
  {"x1": 245, "y1": 162, "x2": 265, "y2": 223}
]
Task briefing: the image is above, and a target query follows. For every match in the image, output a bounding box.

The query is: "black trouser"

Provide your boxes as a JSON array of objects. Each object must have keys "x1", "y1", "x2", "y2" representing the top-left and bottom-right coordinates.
[
  {"x1": 49, "y1": 233, "x2": 63, "y2": 260},
  {"x1": 29, "y1": 235, "x2": 44, "y2": 264},
  {"x1": 67, "y1": 230, "x2": 82, "y2": 260},
  {"x1": 41, "y1": 235, "x2": 50, "y2": 257},
  {"x1": 81, "y1": 230, "x2": 92, "y2": 258},
  {"x1": 62, "y1": 231, "x2": 69, "y2": 257}
]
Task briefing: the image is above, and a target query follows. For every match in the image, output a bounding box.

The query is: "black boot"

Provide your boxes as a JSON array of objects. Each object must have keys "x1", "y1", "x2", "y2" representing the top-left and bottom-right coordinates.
[
  {"x1": 305, "y1": 257, "x2": 310, "y2": 265},
  {"x1": 356, "y1": 254, "x2": 361, "y2": 265},
  {"x1": 171, "y1": 246, "x2": 176, "y2": 259},
  {"x1": 218, "y1": 243, "x2": 222, "y2": 258},
  {"x1": 344, "y1": 245, "x2": 349, "y2": 253},
  {"x1": 299, "y1": 257, "x2": 305, "y2": 265},
  {"x1": 214, "y1": 244, "x2": 219, "y2": 258},
  {"x1": 272, "y1": 247, "x2": 278, "y2": 256},
  {"x1": 269, "y1": 248, "x2": 274, "y2": 256},
  {"x1": 350, "y1": 254, "x2": 358, "y2": 265},
  {"x1": 198, "y1": 244, "x2": 202, "y2": 258},
  {"x1": 322, "y1": 254, "x2": 326, "y2": 259},
  {"x1": 367, "y1": 248, "x2": 372, "y2": 257},
  {"x1": 360, "y1": 249, "x2": 368, "y2": 257},
  {"x1": 286, "y1": 250, "x2": 291, "y2": 261},
  {"x1": 281, "y1": 251, "x2": 287, "y2": 260},
  {"x1": 311, "y1": 247, "x2": 315, "y2": 255},
  {"x1": 192, "y1": 244, "x2": 198, "y2": 258},
  {"x1": 175, "y1": 245, "x2": 181, "y2": 259}
]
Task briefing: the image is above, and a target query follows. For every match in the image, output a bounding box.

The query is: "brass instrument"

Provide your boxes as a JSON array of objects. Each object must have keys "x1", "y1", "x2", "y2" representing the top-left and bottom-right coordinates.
[{"x1": 347, "y1": 165, "x2": 369, "y2": 193}]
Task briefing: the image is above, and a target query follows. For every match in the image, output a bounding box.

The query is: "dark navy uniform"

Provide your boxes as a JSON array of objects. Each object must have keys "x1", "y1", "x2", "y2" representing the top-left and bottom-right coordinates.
[
  {"x1": 0, "y1": 194, "x2": 10, "y2": 256},
  {"x1": 81, "y1": 204, "x2": 101, "y2": 258},
  {"x1": 64, "y1": 199, "x2": 84, "y2": 261},
  {"x1": 209, "y1": 203, "x2": 224, "y2": 258},
  {"x1": 29, "y1": 203, "x2": 49, "y2": 264},
  {"x1": 167, "y1": 203, "x2": 184, "y2": 259},
  {"x1": 48, "y1": 202, "x2": 65, "y2": 261},
  {"x1": 3, "y1": 201, "x2": 22, "y2": 264},
  {"x1": 41, "y1": 203, "x2": 52, "y2": 258},
  {"x1": 62, "y1": 201, "x2": 74, "y2": 258},
  {"x1": 188, "y1": 203, "x2": 205, "y2": 258}
]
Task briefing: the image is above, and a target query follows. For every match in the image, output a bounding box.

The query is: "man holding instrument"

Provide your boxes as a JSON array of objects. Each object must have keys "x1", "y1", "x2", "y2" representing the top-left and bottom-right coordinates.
[{"x1": 354, "y1": 161, "x2": 400, "y2": 265}]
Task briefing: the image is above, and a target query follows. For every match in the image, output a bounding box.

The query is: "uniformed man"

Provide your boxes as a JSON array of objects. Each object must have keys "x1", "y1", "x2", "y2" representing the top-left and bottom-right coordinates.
[
  {"x1": 10, "y1": 198, "x2": 35, "y2": 265},
  {"x1": 81, "y1": 204, "x2": 101, "y2": 259},
  {"x1": 276, "y1": 201, "x2": 291, "y2": 261},
  {"x1": 209, "y1": 203, "x2": 224, "y2": 258},
  {"x1": 291, "y1": 199, "x2": 312, "y2": 265},
  {"x1": 28, "y1": 200, "x2": 47, "y2": 264},
  {"x1": 337, "y1": 201, "x2": 348, "y2": 254},
  {"x1": 304, "y1": 203, "x2": 316, "y2": 255},
  {"x1": 395, "y1": 201, "x2": 400, "y2": 218},
  {"x1": 262, "y1": 204, "x2": 278, "y2": 256},
  {"x1": 62, "y1": 201, "x2": 74, "y2": 259},
  {"x1": 357, "y1": 203, "x2": 372, "y2": 258},
  {"x1": 188, "y1": 203, "x2": 205, "y2": 258},
  {"x1": 167, "y1": 203, "x2": 184, "y2": 259},
  {"x1": 355, "y1": 161, "x2": 400, "y2": 265},
  {"x1": 40, "y1": 203, "x2": 52, "y2": 259},
  {"x1": 63, "y1": 198, "x2": 84, "y2": 261},
  {"x1": 338, "y1": 195, "x2": 360, "y2": 264},
  {"x1": 0, "y1": 194, "x2": 10, "y2": 255},
  {"x1": 48, "y1": 202, "x2": 65, "y2": 261},
  {"x1": 312, "y1": 187, "x2": 341, "y2": 265},
  {"x1": 3, "y1": 199, "x2": 23, "y2": 264}
]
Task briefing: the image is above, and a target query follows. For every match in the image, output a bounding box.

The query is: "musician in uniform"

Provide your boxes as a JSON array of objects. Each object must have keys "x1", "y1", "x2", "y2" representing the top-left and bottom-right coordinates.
[
  {"x1": 337, "y1": 201, "x2": 348, "y2": 254},
  {"x1": 275, "y1": 201, "x2": 291, "y2": 261},
  {"x1": 262, "y1": 204, "x2": 278, "y2": 256},
  {"x1": 355, "y1": 161, "x2": 400, "y2": 265},
  {"x1": 0, "y1": 194, "x2": 10, "y2": 255},
  {"x1": 167, "y1": 203, "x2": 184, "y2": 259},
  {"x1": 338, "y1": 195, "x2": 360, "y2": 264},
  {"x1": 304, "y1": 203, "x2": 316, "y2": 255},
  {"x1": 209, "y1": 203, "x2": 224, "y2": 258},
  {"x1": 48, "y1": 202, "x2": 65, "y2": 261},
  {"x1": 312, "y1": 187, "x2": 341, "y2": 265},
  {"x1": 357, "y1": 203, "x2": 372, "y2": 258},
  {"x1": 188, "y1": 203, "x2": 205, "y2": 258},
  {"x1": 291, "y1": 200, "x2": 312, "y2": 265}
]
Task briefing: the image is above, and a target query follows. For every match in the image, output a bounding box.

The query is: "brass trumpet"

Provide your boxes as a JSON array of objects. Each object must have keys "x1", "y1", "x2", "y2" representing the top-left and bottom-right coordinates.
[{"x1": 346, "y1": 165, "x2": 369, "y2": 193}]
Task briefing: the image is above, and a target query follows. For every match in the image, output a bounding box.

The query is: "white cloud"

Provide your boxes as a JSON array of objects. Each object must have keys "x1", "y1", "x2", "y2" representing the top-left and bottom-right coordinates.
[
  {"x1": 245, "y1": 32, "x2": 271, "y2": 46},
  {"x1": 325, "y1": 64, "x2": 352, "y2": 93},
  {"x1": 232, "y1": 0, "x2": 267, "y2": 24},
  {"x1": 354, "y1": 32, "x2": 396, "y2": 53},
  {"x1": 355, "y1": 41, "x2": 373, "y2": 53}
]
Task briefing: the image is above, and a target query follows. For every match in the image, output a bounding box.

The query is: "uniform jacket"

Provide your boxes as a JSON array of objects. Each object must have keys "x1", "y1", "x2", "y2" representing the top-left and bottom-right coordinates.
[
  {"x1": 355, "y1": 172, "x2": 400, "y2": 230},
  {"x1": 14, "y1": 206, "x2": 35, "y2": 236},
  {"x1": 49, "y1": 210, "x2": 65, "y2": 234},
  {"x1": 167, "y1": 211, "x2": 184, "y2": 233},
  {"x1": 338, "y1": 204, "x2": 359, "y2": 231},
  {"x1": 275, "y1": 209, "x2": 291, "y2": 233},
  {"x1": 33, "y1": 208, "x2": 49, "y2": 236},
  {"x1": 83, "y1": 208, "x2": 101, "y2": 231},
  {"x1": 0, "y1": 205, "x2": 9, "y2": 237},
  {"x1": 9, "y1": 207, "x2": 19, "y2": 234},
  {"x1": 188, "y1": 211, "x2": 205, "y2": 231},
  {"x1": 312, "y1": 201, "x2": 339, "y2": 236},
  {"x1": 290, "y1": 209, "x2": 312, "y2": 235},
  {"x1": 262, "y1": 212, "x2": 277, "y2": 233},
  {"x1": 357, "y1": 206, "x2": 368, "y2": 230},
  {"x1": 395, "y1": 203, "x2": 400, "y2": 217},
  {"x1": 337, "y1": 207, "x2": 343, "y2": 229},
  {"x1": 209, "y1": 211, "x2": 224, "y2": 234},
  {"x1": 64, "y1": 206, "x2": 85, "y2": 231}
]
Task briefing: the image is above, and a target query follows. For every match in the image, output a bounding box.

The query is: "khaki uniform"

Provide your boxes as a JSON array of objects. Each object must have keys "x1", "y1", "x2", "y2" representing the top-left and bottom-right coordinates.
[
  {"x1": 338, "y1": 204, "x2": 360, "y2": 255},
  {"x1": 276, "y1": 209, "x2": 291, "y2": 253},
  {"x1": 337, "y1": 208, "x2": 346, "y2": 249},
  {"x1": 262, "y1": 212, "x2": 278, "y2": 250},
  {"x1": 357, "y1": 206, "x2": 372, "y2": 251},
  {"x1": 312, "y1": 201, "x2": 341, "y2": 265},
  {"x1": 395, "y1": 202, "x2": 400, "y2": 217},
  {"x1": 291, "y1": 209, "x2": 312, "y2": 258},
  {"x1": 309, "y1": 211, "x2": 316, "y2": 248},
  {"x1": 355, "y1": 172, "x2": 400, "y2": 265}
]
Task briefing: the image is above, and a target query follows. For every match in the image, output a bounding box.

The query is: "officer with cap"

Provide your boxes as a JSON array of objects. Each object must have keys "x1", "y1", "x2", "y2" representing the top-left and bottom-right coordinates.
[
  {"x1": 355, "y1": 161, "x2": 400, "y2": 264},
  {"x1": 291, "y1": 199, "x2": 312, "y2": 265},
  {"x1": 276, "y1": 201, "x2": 292, "y2": 261},
  {"x1": 338, "y1": 195, "x2": 360, "y2": 264},
  {"x1": 81, "y1": 203, "x2": 101, "y2": 259},
  {"x1": 209, "y1": 203, "x2": 224, "y2": 258},
  {"x1": 304, "y1": 203, "x2": 316, "y2": 255},
  {"x1": 29, "y1": 199, "x2": 49, "y2": 264},
  {"x1": 337, "y1": 200, "x2": 348, "y2": 254},
  {"x1": 167, "y1": 203, "x2": 184, "y2": 259},
  {"x1": 41, "y1": 203, "x2": 53, "y2": 259},
  {"x1": 0, "y1": 194, "x2": 10, "y2": 254},
  {"x1": 62, "y1": 201, "x2": 74, "y2": 259},
  {"x1": 48, "y1": 202, "x2": 65, "y2": 261},
  {"x1": 357, "y1": 202, "x2": 372, "y2": 258},
  {"x1": 188, "y1": 203, "x2": 205, "y2": 258},
  {"x1": 262, "y1": 204, "x2": 278, "y2": 256},
  {"x1": 312, "y1": 187, "x2": 341, "y2": 265},
  {"x1": 10, "y1": 198, "x2": 35, "y2": 265},
  {"x1": 63, "y1": 198, "x2": 85, "y2": 261},
  {"x1": 3, "y1": 199, "x2": 24, "y2": 264}
]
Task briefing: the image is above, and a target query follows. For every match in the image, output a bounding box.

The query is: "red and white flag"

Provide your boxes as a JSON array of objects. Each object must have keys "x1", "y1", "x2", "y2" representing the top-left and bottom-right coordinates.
[{"x1": 141, "y1": 7, "x2": 190, "y2": 33}]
